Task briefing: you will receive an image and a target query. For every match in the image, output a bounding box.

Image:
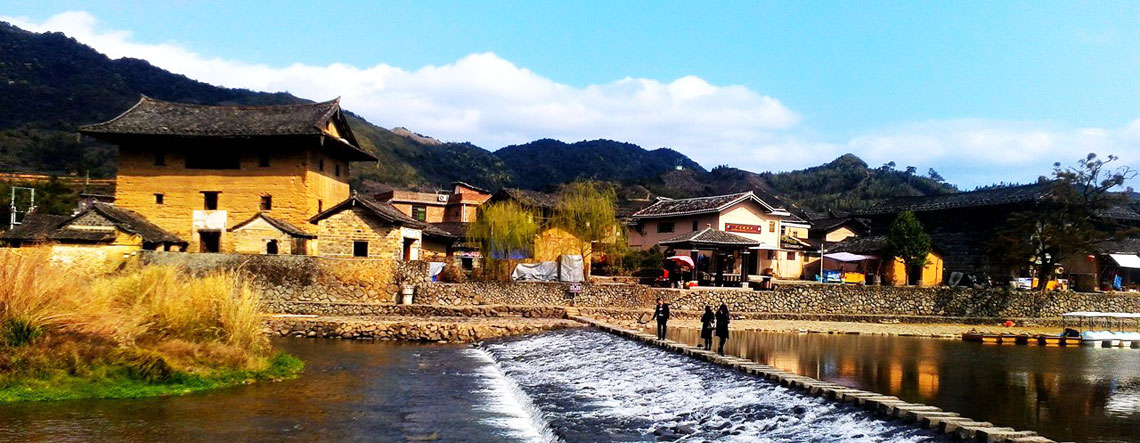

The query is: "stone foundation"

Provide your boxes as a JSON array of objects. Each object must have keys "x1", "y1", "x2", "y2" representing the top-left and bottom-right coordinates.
[{"x1": 265, "y1": 315, "x2": 580, "y2": 343}]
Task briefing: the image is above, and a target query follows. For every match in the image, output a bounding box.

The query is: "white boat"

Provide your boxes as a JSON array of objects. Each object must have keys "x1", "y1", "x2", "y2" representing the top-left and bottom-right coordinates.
[{"x1": 1062, "y1": 312, "x2": 1140, "y2": 348}]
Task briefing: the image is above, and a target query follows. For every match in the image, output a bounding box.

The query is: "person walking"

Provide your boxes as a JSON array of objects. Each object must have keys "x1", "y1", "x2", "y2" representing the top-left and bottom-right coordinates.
[
  {"x1": 651, "y1": 298, "x2": 671, "y2": 340},
  {"x1": 715, "y1": 304, "x2": 730, "y2": 356},
  {"x1": 699, "y1": 305, "x2": 715, "y2": 350}
]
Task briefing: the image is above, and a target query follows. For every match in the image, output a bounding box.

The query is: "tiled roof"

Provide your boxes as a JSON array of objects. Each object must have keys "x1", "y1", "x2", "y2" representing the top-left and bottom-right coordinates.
[
  {"x1": 1098, "y1": 205, "x2": 1140, "y2": 222},
  {"x1": 429, "y1": 222, "x2": 469, "y2": 238},
  {"x1": 8, "y1": 204, "x2": 187, "y2": 245},
  {"x1": 230, "y1": 213, "x2": 316, "y2": 239},
  {"x1": 632, "y1": 192, "x2": 784, "y2": 218},
  {"x1": 451, "y1": 181, "x2": 491, "y2": 195},
  {"x1": 82, "y1": 203, "x2": 187, "y2": 244},
  {"x1": 1095, "y1": 238, "x2": 1140, "y2": 254},
  {"x1": 659, "y1": 227, "x2": 761, "y2": 247},
  {"x1": 809, "y1": 217, "x2": 869, "y2": 235},
  {"x1": 79, "y1": 96, "x2": 376, "y2": 161},
  {"x1": 490, "y1": 188, "x2": 559, "y2": 209},
  {"x1": 0, "y1": 214, "x2": 70, "y2": 242},
  {"x1": 310, "y1": 194, "x2": 424, "y2": 227},
  {"x1": 829, "y1": 235, "x2": 889, "y2": 255},
  {"x1": 860, "y1": 183, "x2": 1052, "y2": 215}
]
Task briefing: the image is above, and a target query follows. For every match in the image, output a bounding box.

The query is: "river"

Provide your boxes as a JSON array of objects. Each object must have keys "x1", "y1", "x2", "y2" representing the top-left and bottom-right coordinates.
[
  {"x1": 1, "y1": 329, "x2": 949, "y2": 442},
  {"x1": 658, "y1": 326, "x2": 1140, "y2": 443}
]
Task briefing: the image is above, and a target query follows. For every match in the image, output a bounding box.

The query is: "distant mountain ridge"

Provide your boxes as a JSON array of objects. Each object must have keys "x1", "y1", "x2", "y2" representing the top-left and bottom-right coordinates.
[{"x1": 0, "y1": 20, "x2": 957, "y2": 214}]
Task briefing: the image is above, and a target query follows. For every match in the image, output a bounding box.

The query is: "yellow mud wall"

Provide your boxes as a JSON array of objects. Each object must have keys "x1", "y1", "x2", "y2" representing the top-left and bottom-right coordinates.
[
  {"x1": 230, "y1": 217, "x2": 302, "y2": 255},
  {"x1": 885, "y1": 252, "x2": 944, "y2": 287},
  {"x1": 315, "y1": 207, "x2": 404, "y2": 259}
]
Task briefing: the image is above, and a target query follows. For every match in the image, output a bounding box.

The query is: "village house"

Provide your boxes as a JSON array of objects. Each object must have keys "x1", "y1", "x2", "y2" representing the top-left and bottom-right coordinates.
[
  {"x1": 628, "y1": 191, "x2": 807, "y2": 282},
  {"x1": 308, "y1": 194, "x2": 454, "y2": 260},
  {"x1": 828, "y1": 235, "x2": 946, "y2": 287},
  {"x1": 0, "y1": 202, "x2": 186, "y2": 265},
  {"x1": 801, "y1": 212, "x2": 869, "y2": 280},
  {"x1": 78, "y1": 96, "x2": 377, "y2": 254},
  {"x1": 375, "y1": 181, "x2": 491, "y2": 267}
]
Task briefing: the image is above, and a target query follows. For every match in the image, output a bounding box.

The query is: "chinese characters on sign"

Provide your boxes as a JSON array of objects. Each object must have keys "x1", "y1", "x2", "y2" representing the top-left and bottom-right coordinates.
[{"x1": 724, "y1": 223, "x2": 763, "y2": 234}]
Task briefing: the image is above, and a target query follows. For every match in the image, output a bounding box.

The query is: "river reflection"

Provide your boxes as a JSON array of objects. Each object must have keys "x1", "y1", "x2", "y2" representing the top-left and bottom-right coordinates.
[{"x1": 660, "y1": 327, "x2": 1140, "y2": 443}]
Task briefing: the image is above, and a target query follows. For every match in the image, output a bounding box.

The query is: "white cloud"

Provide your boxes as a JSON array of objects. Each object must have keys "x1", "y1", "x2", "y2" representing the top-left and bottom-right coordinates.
[{"x1": 5, "y1": 11, "x2": 1139, "y2": 189}]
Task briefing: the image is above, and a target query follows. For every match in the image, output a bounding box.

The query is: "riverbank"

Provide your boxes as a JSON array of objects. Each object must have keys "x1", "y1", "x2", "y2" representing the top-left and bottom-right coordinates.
[
  {"x1": 265, "y1": 313, "x2": 581, "y2": 342},
  {"x1": 0, "y1": 251, "x2": 302, "y2": 403}
]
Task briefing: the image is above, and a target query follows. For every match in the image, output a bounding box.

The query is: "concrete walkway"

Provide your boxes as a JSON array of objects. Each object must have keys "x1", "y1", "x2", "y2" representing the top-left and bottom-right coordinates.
[{"x1": 569, "y1": 315, "x2": 1055, "y2": 443}]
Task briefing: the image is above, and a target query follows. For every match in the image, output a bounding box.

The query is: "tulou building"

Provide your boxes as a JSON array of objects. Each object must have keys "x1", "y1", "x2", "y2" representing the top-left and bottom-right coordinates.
[{"x1": 78, "y1": 97, "x2": 378, "y2": 254}]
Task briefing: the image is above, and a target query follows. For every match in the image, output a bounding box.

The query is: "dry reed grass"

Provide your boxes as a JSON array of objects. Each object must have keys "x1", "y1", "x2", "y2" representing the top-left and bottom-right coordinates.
[{"x1": 1, "y1": 250, "x2": 270, "y2": 372}]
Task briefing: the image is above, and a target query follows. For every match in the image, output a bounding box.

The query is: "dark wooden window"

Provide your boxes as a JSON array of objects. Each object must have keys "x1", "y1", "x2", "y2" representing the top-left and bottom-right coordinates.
[
  {"x1": 318, "y1": 199, "x2": 323, "y2": 213},
  {"x1": 353, "y1": 241, "x2": 368, "y2": 257},
  {"x1": 259, "y1": 153, "x2": 270, "y2": 167},
  {"x1": 260, "y1": 195, "x2": 272, "y2": 211},
  {"x1": 202, "y1": 192, "x2": 219, "y2": 210},
  {"x1": 691, "y1": 220, "x2": 698, "y2": 231},
  {"x1": 787, "y1": 251, "x2": 796, "y2": 260},
  {"x1": 318, "y1": 158, "x2": 324, "y2": 171},
  {"x1": 266, "y1": 240, "x2": 278, "y2": 255},
  {"x1": 657, "y1": 222, "x2": 674, "y2": 233},
  {"x1": 155, "y1": 193, "x2": 164, "y2": 204},
  {"x1": 186, "y1": 152, "x2": 240, "y2": 169},
  {"x1": 154, "y1": 152, "x2": 166, "y2": 166},
  {"x1": 199, "y1": 231, "x2": 221, "y2": 253},
  {"x1": 335, "y1": 164, "x2": 341, "y2": 176},
  {"x1": 412, "y1": 205, "x2": 427, "y2": 221}
]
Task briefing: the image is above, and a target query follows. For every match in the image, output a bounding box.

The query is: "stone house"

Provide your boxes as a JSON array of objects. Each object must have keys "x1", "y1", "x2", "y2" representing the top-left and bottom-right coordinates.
[
  {"x1": 628, "y1": 192, "x2": 807, "y2": 279},
  {"x1": 309, "y1": 194, "x2": 455, "y2": 260},
  {"x1": 229, "y1": 212, "x2": 316, "y2": 255},
  {"x1": 0, "y1": 202, "x2": 186, "y2": 266},
  {"x1": 78, "y1": 96, "x2": 377, "y2": 254}
]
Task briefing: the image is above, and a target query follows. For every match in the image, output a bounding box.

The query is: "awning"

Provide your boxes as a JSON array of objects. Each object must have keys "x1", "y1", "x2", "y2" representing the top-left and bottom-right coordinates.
[
  {"x1": 1109, "y1": 254, "x2": 1140, "y2": 269},
  {"x1": 824, "y1": 252, "x2": 879, "y2": 262},
  {"x1": 747, "y1": 242, "x2": 779, "y2": 251}
]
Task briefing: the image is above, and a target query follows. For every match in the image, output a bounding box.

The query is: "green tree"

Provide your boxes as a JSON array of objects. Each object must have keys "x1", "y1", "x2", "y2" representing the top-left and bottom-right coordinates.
[
  {"x1": 466, "y1": 201, "x2": 541, "y2": 280},
  {"x1": 887, "y1": 211, "x2": 932, "y2": 285},
  {"x1": 992, "y1": 153, "x2": 1135, "y2": 291},
  {"x1": 552, "y1": 181, "x2": 623, "y2": 276}
]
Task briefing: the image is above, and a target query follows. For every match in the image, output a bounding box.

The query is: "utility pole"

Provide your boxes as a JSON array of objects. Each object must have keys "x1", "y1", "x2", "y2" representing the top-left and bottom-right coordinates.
[{"x1": 9, "y1": 186, "x2": 36, "y2": 230}]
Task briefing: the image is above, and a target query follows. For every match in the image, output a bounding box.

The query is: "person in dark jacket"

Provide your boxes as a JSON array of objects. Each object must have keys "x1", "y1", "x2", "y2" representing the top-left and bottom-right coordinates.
[
  {"x1": 699, "y1": 305, "x2": 715, "y2": 349},
  {"x1": 651, "y1": 298, "x2": 670, "y2": 340},
  {"x1": 715, "y1": 304, "x2": 730, "y2": 355}
]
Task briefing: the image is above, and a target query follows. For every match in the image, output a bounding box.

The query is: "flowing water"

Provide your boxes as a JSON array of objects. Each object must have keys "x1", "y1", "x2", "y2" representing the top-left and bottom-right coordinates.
[
  {"x1": 0, "y1": 330, "x2": 947, "y2": 442},
  {"x1": 658, "y1": 326, "x2": 1140, "y2": 443}
]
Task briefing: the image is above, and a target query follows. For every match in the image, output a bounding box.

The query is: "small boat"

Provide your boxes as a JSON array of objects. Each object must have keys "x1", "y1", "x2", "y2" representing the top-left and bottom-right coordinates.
[{"x1": 1062, "y1": 312, "x2": 1140, "y2": 348}]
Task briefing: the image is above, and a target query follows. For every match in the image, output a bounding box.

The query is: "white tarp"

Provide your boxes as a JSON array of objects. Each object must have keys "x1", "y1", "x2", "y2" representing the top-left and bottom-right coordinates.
[
  {"x1": 428, "y1": 262, "x2": 446, "y2": 281},
  {"x1": 1109, "y1": 254, "x2": 1140, "y2": 269},
  {"x1": 824, "y1": 252, "x2": 878, "y2": 262},
  {"x1": 512, "y1": 261, "x2": 559, "y2": 281},
  {"x1": 559, "y1": 254, "x2": 585, "y2": 282}
]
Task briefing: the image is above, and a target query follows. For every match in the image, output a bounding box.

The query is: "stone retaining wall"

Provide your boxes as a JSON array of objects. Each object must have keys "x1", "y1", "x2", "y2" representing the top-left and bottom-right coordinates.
[
  {"x1": 415, "y1": 282, "x2": 1140, "y2": 319},
  {"x1": 139, "y1": 251, "x2": 428, "y2": 306},
  {"x1": 265, "y1": 316, "x2": 579, "y2": 342}
]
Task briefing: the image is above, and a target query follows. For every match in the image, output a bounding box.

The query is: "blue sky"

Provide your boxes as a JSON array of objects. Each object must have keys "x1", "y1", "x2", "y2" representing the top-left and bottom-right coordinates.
[{"x1": 3, "y1": 1, "x2": 1139, "y2": 188}]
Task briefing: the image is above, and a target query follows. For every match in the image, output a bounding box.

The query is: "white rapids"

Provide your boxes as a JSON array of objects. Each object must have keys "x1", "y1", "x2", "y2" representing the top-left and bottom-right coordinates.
[{"x1": 480, "y1": 329, "x2": 945, "y2": 442}]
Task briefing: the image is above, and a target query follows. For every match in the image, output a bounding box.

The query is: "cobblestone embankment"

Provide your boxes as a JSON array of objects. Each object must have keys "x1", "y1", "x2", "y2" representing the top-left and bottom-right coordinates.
[{"x1": 264, "y1": 314, "x2": 580, "y2": 343}]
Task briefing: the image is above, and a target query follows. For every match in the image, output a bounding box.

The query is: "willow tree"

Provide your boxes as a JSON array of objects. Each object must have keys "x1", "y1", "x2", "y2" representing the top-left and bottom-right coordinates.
[
  {"x1": 887, "y1": 211, "x2": 932, "y2": 285},
  {"x1": 552, "y1": 181, "x2": 623, "y2": 276},
  {"x1": 466, "y1": 201, "x2": 541, "y2": 280}
]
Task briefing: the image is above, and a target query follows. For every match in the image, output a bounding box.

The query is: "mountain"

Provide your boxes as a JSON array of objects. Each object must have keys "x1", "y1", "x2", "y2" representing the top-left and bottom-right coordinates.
[{"x1": 0, "y1": 20, "x2": 957, "y2": 217}]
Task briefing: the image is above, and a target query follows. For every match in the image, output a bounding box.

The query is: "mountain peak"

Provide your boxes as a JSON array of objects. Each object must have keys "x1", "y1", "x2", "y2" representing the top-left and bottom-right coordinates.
[{"x1": 390, "y1": 127, "x2": 442, "y2": 146}]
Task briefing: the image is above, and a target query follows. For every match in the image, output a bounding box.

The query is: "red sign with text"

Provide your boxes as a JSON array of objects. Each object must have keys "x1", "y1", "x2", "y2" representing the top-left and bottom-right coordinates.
[{"x1": 724, "y1": 223, "x2": 763, "y2": 234}]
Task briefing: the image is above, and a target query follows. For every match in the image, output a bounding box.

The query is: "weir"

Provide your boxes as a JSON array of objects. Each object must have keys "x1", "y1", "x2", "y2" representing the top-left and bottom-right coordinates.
[{"x1": 567, "y1": 315, "x2": 1055, "y2": 443}]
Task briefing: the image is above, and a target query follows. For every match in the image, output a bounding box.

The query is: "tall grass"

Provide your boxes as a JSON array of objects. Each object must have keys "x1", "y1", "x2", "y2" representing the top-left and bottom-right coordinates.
[
  {"x1": 0, "y1": 249, "x2": 80, "y2": 346},
  {"x1": 1, "y1": 250, "x2": 269, "y2": 369}
]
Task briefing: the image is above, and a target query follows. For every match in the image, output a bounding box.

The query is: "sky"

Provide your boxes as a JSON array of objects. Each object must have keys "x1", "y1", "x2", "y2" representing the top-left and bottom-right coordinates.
[{"x1": 2, "y1": 1, "x2": 1139, "y2": 188}]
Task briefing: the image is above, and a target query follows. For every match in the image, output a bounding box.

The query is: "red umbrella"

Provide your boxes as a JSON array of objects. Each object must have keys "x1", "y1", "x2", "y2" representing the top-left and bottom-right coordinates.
[{"x1": 667, "y1": 255, "x2": 695, "y2": 268}]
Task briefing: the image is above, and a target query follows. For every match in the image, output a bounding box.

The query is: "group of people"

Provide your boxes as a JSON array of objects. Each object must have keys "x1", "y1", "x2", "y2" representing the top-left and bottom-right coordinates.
[{"x1": 651, "y1": 298, "x2": 731, "y2": 356}]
